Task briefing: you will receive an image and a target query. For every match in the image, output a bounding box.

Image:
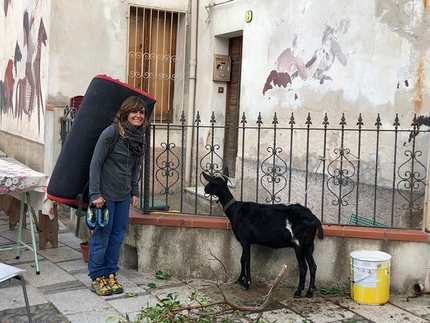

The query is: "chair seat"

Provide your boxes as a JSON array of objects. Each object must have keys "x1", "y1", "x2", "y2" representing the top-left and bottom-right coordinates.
[
  {"x1": 0, "y1": 263, "x2": 32, "y2": 322},
  {"x1": 0, "y1": 263, "x2": 27, "y2": 282}
]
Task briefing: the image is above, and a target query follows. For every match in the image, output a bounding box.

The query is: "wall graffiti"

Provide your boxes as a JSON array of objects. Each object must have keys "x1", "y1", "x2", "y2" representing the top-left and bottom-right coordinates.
[
  {"x1": 262, "y1": 20, "x2": 350, "y2": 96},
  {"x1": 3, "y1": 0, "x2": 11, "y2": 16},
  {"x1": 0, "y1": 1, "x2": 47, "y2": 134}
]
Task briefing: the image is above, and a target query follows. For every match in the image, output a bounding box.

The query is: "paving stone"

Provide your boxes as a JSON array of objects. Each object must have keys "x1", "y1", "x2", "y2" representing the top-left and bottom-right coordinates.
[
  {"x1": 37, "y1": 245, "x2": 82, "y2": 263},
  {"x1": 47, "y1": 289, "x2": 111, "y2": 316},
  {"x1": 0, "y1": 303, "x2": 69, "y2": 323},
  {"x1": 1, "y1": 212, "x2": 430, "y2": 323}
]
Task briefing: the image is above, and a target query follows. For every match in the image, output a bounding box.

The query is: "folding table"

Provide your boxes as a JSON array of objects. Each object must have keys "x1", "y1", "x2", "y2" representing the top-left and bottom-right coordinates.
[{"x1": 0, "y1": 158, "x2": 54, "y2": 275}]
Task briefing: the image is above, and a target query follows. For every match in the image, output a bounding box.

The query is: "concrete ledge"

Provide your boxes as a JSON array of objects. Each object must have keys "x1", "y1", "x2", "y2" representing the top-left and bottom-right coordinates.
[
  {"x1": 129, "y1": 208, "x2": 429, "y2": 242},
  {"x1": 126, "y1": 207, "x2": 430, "y2": 294}
]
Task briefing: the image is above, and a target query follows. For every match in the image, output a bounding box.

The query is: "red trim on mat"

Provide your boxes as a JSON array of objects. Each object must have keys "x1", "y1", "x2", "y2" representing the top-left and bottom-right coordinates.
[
  {"x1": 47, "y1": 194, "x2": 89, "y2": 209},
  {"x1": 94, "y1": 74, "x2": 156, "y2": 101}
]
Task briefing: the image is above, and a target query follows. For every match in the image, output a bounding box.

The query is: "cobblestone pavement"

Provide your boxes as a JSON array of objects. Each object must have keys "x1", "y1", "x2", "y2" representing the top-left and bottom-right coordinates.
[
  {"x1": 1, "y1": 211, "x2": 430, "y2": 323},
  {"x1": 0, "y1": 303, "x2": 69, "y2": 323}
]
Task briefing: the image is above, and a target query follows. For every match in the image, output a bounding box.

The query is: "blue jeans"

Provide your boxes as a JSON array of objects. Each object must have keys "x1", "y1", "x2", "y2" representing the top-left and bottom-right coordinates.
[{"x1": 88, "y1": 198, "x2": 130, "y2": 280}]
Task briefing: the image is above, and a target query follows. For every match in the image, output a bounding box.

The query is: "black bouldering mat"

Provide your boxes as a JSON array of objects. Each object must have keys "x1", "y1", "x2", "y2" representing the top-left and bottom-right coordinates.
[{"x1": 47, "y1": 74, "x2": 156, "y2": 209}]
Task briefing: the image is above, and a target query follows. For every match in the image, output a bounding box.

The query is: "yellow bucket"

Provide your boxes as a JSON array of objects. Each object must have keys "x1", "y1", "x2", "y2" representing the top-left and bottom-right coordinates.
[{"x1": 350, "y1": 250, "x2": 391, "y2": 305}]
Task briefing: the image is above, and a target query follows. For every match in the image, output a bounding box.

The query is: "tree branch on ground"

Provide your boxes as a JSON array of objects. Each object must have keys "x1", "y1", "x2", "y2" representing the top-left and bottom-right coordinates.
[{"x1": 114, "y1": 254, "x2": 288, "y2": 323}]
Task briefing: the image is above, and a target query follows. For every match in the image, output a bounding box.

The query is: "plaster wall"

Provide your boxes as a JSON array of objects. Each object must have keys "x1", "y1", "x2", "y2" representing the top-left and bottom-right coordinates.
[
  {"x1": 43, "y1": 106, "x2": 64, "y2": 175},
  {"x1": 126, "y1": 223, "x2": 429, "y2": 294},
  {"x1": 47, "y1": 0, "x2": 189, "y2": 105},
  {"x1": 0, "y1": 131, "x2": 44, "y2": 171},
  {"x1": 194, "y1": 0, "x2": 430, "y2": 179},
  {"x1": 0, "y1": 0, "x2": 50, "y2": 166}
]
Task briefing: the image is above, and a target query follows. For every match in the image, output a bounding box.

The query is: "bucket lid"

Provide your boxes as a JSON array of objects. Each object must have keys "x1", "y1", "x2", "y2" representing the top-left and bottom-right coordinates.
[{"x1": 350, "y1": 250, "x2": 391, "y2": 262}]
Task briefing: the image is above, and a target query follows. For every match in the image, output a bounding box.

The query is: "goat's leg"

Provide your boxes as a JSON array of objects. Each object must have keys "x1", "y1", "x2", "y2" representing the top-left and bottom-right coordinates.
[
  {"x1": 238, "y1": 244, "x2": 251, "y2": 290},
  {"x1": 304, "y1": 252, "x2": 318, "y2": 298},
  {"x1": 237, "y1": 249, "x2": 246, "y2": 286},
  {"x1": 293, "y1": 249, "x2": 308, "y2": 297}
]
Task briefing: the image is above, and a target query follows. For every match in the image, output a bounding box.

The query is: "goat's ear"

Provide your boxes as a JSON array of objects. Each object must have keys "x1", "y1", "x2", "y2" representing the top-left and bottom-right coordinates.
[
  {"x1": 202, "y1": 172, "x2": 211, "y2": 182},
  {"x1": 223, "y1": 167, "x2": 229, "y2": 178}
]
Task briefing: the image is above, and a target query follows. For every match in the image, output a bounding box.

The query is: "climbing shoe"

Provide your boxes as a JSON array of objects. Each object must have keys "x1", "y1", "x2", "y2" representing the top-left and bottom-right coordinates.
[
  {"x1": 107, "y1": 273, "x2": 124, "y2": 294},
  {"x1": 86, "y1": 205, "x2": 97, "y2": 230},
  {"x1": 97, "y1": 203, "x2": 109, "y2": 228},
  {"x1": 91, "y1": 277, "x2": 113, "y2": 296}
]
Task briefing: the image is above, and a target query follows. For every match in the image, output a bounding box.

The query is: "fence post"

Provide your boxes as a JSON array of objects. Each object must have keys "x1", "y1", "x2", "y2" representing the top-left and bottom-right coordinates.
[
  {"x1": 424, "y1": 135, "x2": 430, "y2": 232},
  {"x1": 143, "y1": 123, "x2": 150, "y2": 214}
]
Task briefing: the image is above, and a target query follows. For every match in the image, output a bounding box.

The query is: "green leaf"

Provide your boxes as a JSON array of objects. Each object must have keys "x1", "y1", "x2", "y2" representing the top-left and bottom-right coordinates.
[
  {"x1": 155, "y1": 270, "x2": 171, "y2": 280},
  {"x1": 147, "y1": 282, "x2": 157, "y2": 289}
]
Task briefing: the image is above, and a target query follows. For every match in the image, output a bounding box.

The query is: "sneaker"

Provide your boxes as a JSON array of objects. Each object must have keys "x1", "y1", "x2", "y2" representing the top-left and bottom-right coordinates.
[
  {"x1": 107, "y1": 274, "x2": 124, "y2": 294},
  {"x1": 86, "y1": 205, "x2": 97, "y2": 230},
  {"x1": 91, "y1": 277, "x2": 113, "y2": 296},
  {"x1": 97, "y1": 203, "x2": 109, "y2": 227}
]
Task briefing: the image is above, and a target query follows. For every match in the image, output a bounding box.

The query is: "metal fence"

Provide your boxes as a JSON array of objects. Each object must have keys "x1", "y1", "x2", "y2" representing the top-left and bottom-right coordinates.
[
  {"x1": 61, "y1": 108, "x2": 429, "y2": 230},
  {"x1": 60, "y1": 106, "x2": 78, "y2": 148}
]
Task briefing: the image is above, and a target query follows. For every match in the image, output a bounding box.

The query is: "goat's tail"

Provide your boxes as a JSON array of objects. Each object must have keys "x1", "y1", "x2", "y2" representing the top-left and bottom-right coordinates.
[{"x1": 316, "y1": 219, "x2": 324, "y2": 240}]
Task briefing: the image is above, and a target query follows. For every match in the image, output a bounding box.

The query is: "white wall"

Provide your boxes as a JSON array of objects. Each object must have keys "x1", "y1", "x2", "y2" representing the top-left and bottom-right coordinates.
[
  {"x1": 47, "y1": 0, "x2": 189, "y2": 105},
  {"x1": 196, "y1": 0, "x2": 430, "y2": 121},
  {"x1": 194, "y1": 0, "x2": 430, "y2": 180}
]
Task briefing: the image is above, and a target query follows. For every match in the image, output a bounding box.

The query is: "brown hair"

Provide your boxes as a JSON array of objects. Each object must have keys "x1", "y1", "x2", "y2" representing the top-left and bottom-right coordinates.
[{"x1": 114, "y1": 96, "x2": 147, "y2": 137}]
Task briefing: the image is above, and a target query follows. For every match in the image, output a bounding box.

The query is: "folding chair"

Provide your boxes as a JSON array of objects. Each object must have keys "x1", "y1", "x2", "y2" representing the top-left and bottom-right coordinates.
[{"x1": 0, "y1": 263, "x2": 32, "y2": 322}]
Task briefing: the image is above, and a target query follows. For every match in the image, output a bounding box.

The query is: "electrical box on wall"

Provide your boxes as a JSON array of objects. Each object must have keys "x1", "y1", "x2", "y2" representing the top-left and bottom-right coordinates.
[{"x1": 213, "y1": 54, "x2": 231, "y2": 82}]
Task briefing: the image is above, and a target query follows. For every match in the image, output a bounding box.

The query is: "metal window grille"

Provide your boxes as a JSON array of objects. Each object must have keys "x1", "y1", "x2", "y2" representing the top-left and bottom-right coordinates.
[{"x1": 127, "y1": 6, "x2": 187, "y2": 123}]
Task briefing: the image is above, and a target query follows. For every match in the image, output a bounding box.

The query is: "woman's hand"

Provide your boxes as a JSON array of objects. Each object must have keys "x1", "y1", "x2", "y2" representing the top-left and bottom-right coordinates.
[
  {"x1": 92, "y1": 197, "x2": 106, "y2": 208},
  {"x1": 131, "y1": 196, "x2": 139, "y2": 207}
]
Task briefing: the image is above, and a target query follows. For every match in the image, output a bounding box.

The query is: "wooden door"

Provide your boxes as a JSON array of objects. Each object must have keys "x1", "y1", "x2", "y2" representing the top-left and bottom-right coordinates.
[{"x1": 224, "y1": 36, "x2": 243, "y2": 177}]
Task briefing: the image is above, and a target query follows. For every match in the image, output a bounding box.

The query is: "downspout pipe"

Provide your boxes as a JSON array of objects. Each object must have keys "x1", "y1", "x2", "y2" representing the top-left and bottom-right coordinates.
[
  {"x1": 414, "y1": 259, "x2": 430, "y2": 294},
  {"x1": 185, "y1": 0, "x2": 198, "y2": 185},
  {"x1": 423, "y1": 132, "x2": 430, "y2": 231},
  {"x1": 415, "y1": 131, "x2": 430, "y2": 294}
]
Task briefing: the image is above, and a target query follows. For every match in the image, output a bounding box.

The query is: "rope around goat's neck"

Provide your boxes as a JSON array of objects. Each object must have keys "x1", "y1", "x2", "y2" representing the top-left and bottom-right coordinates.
[{"x1": 223, "y1": 198, "x2": 236, "y2": 212}]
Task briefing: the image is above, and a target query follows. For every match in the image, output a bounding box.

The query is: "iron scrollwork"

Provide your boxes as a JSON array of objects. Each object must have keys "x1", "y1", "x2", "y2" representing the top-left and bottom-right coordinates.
[
  {"x1": 327, "y1": 147, "x2": 356, "y2": 206},
  {"x1": 260, "y1": 113, "x2": 288, "y2": 203},
  {"x1": 155, "y1": 111, "x2": 180, "y2": 195}
]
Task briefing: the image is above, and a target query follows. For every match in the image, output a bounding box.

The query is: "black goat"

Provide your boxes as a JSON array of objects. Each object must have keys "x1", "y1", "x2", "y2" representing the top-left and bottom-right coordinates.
[{"x1": 202, "y1": 169, "x2": 324, "y2": 298}]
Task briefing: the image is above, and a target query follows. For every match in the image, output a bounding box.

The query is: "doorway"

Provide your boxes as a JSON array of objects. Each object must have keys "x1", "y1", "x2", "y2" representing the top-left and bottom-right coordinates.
[{"x1": 223, "y1": 36, "x2": 243, "y2": 177}]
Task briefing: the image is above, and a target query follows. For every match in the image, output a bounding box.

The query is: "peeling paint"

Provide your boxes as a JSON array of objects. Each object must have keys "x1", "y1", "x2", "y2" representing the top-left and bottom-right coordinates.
[
  {"x1": 262, "y1": 20, "x2": 349, "y2": 95},
  {"x1": 414, "y1": 60, "x2": 425, "y2": 114}
]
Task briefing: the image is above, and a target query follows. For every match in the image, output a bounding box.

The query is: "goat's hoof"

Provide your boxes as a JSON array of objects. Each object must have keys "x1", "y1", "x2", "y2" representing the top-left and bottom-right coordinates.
[
  {"x1": 305, "y1": 291, "x2": 313, "y2": 298},
  {"x1": 240, "y1": 282, "x2": 250, "y2": 290},
  {"x1": 293, "y1": 290, "x2": 302, "y2": 298}
]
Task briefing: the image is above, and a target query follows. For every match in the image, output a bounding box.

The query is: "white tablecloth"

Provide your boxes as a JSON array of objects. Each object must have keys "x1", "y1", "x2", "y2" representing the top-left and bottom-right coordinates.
[{"x1": 0, "y1": 158, "x2": 54, "y2": 219}]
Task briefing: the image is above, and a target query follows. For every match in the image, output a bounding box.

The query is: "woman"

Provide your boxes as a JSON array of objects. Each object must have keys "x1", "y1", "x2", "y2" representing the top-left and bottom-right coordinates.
[{"x1": 88, "y1": 96, "x2": 146, "y2": 296}]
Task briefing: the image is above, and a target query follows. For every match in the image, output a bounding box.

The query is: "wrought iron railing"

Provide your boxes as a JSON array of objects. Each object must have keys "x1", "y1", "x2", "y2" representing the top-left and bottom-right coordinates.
[
  {"x1": 60, "y1": 106, "x2": 77, "y2": 148},
  {"x1": 144, "y1": 111, "x2": 428, "y2": 230},
  {"x1": 60, "y1": 108, "x2": 429, "y2": 230}
]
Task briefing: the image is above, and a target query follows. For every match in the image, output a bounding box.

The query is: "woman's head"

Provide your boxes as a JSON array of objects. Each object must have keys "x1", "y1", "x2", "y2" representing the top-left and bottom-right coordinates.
[{"x1": 114, "y1": 96, "x2": 147, "y2": 135}]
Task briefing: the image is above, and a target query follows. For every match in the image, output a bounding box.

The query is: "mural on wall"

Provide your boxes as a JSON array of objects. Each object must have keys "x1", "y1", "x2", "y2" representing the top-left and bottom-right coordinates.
[
  {"x1": 262, "y1": 20, "x2": 350, "y2": 96},
  {"x1": 3, "y1": 0, "x2": 11, "y2": 16},
  {"x1": 0, "y1": 0, "x2": 48, "y2": 137}
]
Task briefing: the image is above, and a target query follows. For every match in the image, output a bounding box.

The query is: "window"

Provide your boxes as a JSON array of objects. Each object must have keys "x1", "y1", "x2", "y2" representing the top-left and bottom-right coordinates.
[{"x1": 128, "y1": 6, "x2": 187, "y2": 123}]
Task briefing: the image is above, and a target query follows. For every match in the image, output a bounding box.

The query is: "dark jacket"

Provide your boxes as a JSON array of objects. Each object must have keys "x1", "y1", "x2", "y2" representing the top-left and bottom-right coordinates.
[{"x1": 89, "y1": 124, "x2": 141, "y2": 202}]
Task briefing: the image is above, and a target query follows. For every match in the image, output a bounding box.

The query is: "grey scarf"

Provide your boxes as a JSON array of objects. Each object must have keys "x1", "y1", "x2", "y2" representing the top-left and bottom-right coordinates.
[{"x1": 124, "y1": 121, "x2": 144, "y2": 156}]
